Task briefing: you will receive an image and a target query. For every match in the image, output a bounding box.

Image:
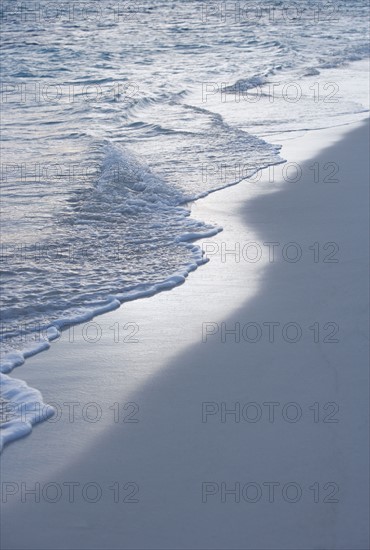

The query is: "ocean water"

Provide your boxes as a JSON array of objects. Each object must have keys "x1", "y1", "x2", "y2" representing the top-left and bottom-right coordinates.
[{"x1": 0, "y1": 0, "x2": 369, "y2": 448}]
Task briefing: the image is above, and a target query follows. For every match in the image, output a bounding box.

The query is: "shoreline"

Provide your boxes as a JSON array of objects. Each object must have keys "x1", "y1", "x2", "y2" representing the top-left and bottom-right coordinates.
[{"x1": 1, "y1": 118, "x2": 369, "y2": 549}]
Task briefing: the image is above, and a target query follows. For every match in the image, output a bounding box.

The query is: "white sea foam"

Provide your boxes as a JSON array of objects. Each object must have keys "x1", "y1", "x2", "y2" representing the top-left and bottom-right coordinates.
[{"x1": 0, "y1": 374, "x2": 54, "y2": 451}]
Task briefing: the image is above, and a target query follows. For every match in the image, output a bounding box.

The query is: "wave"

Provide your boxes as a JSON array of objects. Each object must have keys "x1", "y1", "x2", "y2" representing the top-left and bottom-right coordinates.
[{"x1": 0, "y1": 374, "x2": 55, "y2": 451}]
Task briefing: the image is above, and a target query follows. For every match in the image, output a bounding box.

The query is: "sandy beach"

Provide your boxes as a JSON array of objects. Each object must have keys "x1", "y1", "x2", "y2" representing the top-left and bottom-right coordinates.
[{"x1": 1, "y1": 119, "x2": 369, "y2": 549}]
